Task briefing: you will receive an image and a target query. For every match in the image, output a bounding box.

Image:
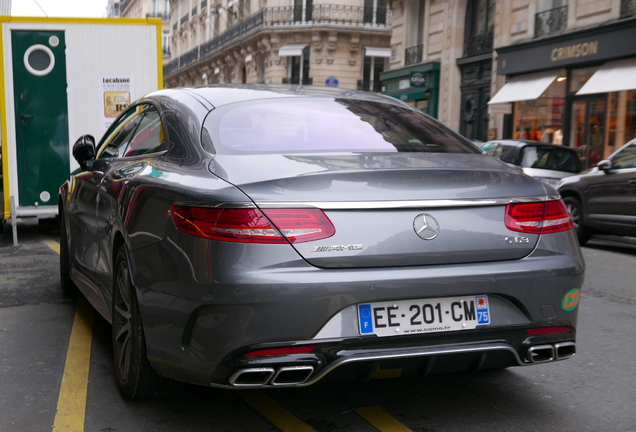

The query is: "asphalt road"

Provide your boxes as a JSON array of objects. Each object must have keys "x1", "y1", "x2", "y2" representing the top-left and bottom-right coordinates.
[{"x1": 1, "y1": 221, "x2": 635, "y2": 432}]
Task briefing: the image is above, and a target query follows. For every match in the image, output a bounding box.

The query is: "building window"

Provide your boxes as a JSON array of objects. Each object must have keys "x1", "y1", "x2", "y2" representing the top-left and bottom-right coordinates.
[
  {"x1": 162, "y1": 31, "x2": 171, "y2": 56},
  {"x1": 285, "y1": 45, "x2": 311, "y2": 84},
  {"x1": 360, "y1": 56, "x2": 385, "y2": 92},
  {"x1": 464, "y1": 0, "x2": 494, "y2": 57},
  {"x1": 405, "y1": 1, "x2": 425, "y2": 66},
  {"x1": 293, "y1": 0, "x2": 313, "y2": 23},
  {"x1": 535, "y1": 0, "x2": 567, "y2": 38},
  {"x1": 364, "y1": 0, "x2": 388, "y2": 25}
]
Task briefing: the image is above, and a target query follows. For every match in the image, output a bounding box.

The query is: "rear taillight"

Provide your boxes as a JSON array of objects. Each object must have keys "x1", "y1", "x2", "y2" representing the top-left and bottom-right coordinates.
[
  {"x1": 526, "y1": 326, "x2": 572, "y2": 335},
  {"x1": 171, "y1": 205, "x2": 335, "y2": 243},
  {"x1": 505, "y1": 200, "x2": 574, "y2": 234}
]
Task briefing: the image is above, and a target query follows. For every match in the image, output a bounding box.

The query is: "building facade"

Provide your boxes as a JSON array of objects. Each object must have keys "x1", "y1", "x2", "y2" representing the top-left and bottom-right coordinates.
[
  {"x1": 384, "y1": 0, "x2": 636, "y2": 168},
  {"x1": 114, "y1": 0, "x2": 172, "y2": 62},
  {"x1": 164, "y1": 0, "x2": 392, "y2": 90},
  {"x1": 490, "y1": 0, "x2": 636, "y2": 168},
  {"x1": 383, "y1": 0, "x2": 494, "y2": 135}
]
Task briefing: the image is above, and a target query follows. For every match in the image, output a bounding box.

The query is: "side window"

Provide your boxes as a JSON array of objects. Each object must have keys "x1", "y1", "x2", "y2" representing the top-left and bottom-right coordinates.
[
  {"x1": 123, "y1": 106, "x2": 166, "y2": 157},
  {"x1": 97, "y1": 104, "x2": 166, "y2": 159},
  {"x1": 97, "y1": 105, "x2": 145, "y2": 159},
  {"x1": 611, "y1": 142, "x2": 636, "y2": 169},
  {"x1": 499, "y1": 145, "x2": 517, "y2": 164}
]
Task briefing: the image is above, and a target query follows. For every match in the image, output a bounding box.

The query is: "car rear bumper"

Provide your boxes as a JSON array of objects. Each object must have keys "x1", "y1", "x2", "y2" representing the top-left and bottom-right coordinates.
[
  {"x1": 133, "y1": 232, "x2": 584, "y2": 387},
  {"x1": 212, "y1": 326, "x2": 576, "y2": 389}
]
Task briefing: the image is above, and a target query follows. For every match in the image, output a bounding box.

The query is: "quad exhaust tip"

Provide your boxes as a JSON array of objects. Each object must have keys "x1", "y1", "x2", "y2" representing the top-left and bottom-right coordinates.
[
  {"x1": 229, "y1": 366, "x2": 315, "y2": 387},
  {"x1": 526, "y1": 342, "x2": 575, "y2": 363}
]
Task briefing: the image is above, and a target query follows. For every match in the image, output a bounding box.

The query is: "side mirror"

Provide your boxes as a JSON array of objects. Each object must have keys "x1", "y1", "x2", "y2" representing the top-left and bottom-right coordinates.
[
  {"x1": 596, "y1": 159, "x2": 611, "y2": 172},
  {"x1": 72, "y1": 135, "x2": 96, "y2": 169}
]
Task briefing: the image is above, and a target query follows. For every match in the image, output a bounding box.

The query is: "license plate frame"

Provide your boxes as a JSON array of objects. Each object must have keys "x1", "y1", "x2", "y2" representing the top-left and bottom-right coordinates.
[{"x1": 358, "y1": 295, "x2": 490, "y2": 337}]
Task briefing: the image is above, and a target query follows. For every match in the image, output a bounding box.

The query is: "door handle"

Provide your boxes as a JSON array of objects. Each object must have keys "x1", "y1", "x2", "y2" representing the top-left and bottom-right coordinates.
[{"x1": 20, "y1": 113, "x2": 33, "y2": 126}]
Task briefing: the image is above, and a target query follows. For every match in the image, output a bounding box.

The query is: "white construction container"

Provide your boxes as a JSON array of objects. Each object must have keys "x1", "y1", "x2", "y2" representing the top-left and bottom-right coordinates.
[{"x1": 0, "y1": 16, "x2": 163, "y2": 243}]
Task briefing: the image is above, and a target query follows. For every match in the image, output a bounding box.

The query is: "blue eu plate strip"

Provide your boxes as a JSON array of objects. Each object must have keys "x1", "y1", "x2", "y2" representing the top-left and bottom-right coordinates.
[{"x1": 358, "y1": 304, "x2": 373, "y2": 334}]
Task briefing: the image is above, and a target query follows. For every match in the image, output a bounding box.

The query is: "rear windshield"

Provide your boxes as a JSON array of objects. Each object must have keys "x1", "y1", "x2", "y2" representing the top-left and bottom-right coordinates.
[
  {"x1": 520, "y1": 146, "x2": 582, "y2": 173},
  {"x1": 203, "y1": 98, "x2": 480, "y2": 154}
]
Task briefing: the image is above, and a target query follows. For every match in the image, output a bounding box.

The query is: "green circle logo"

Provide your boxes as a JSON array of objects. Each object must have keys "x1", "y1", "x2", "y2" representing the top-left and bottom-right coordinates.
[{"x1": 562, "y1": 289, "x2": 581, "y2": 311}]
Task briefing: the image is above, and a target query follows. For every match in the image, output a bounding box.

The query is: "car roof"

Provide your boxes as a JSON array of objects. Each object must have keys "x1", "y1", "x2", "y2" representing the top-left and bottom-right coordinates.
[{"x1": 145, "y1": 84, "x2": 410, "y2": 110}]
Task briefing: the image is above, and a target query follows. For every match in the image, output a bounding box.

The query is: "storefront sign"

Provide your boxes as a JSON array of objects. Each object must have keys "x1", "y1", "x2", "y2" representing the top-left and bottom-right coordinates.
[
  {"x1": 410, "y1": 72, "x2": 426, "y2": 87},
  {"x1": 496, "y1": 19, "x2": 636, "y2": 75},
  {"x1": 551, "y1": 41, "x2": 599, "y2": 62}
]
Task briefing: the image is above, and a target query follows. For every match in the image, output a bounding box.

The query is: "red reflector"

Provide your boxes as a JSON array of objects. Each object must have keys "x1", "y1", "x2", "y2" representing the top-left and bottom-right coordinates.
[
  {"x1": 505, "y1": 200, "x2": 574, "y2": 234},
  {"x1": 526, "y1": 327, "x2": 572, "y2": 335},
  {"x1": 244, "y1": 346, "x2": 316, "y2": 357},
  {"x1": 171, "y1": 206, "x2": 335, "y2": 243}
]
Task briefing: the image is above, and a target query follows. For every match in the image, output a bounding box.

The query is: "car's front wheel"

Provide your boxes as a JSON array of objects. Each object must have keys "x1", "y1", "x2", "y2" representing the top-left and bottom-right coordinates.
[
  {"x1": 563, "y1": 196, "x2": 591, "y2": 246},
  {"x1": 112, "y1": 247, "x2": 168, "y2": 400}
]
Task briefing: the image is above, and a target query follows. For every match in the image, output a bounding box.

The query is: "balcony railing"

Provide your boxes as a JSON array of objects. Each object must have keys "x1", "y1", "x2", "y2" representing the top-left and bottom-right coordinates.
[
  {"x1": 268, "y1": 4, "x2": 391, "y2": 26},
  {"x1": 405, "y1": 44, "x2": 422, "y2": 66},
  {"x1": 357, "y1": 80, "x2": 382, "y2": 93},
  {"x1": 535, "y1": 6, "x2": 567, "y2": 38},
  {"x1": 146, "y1": 12, "x2": 171, "y2": 20},
  {"x1": 463, "y1": 30, "x2": 493, "y2": 57},
  {"x1": 181, "y1": 47, "x2": 200, "y2": 68},
  {"x1": 166, "y1": 5, "x2": 391, "y2": 78},
  {"x1": 621, "y1": 0, "x2": 636, "y2": 17},
  {"x1": 282, "y1": 77, "x2": 313, "y2": 85}
]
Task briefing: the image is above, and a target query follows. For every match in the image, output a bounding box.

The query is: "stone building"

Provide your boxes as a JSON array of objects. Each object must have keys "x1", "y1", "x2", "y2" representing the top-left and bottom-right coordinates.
[
  {"x1": 111, "y1": 0, "x2": 173, "y2": 62},
  {"x1": 163, "y1": 0, "x2": 392, "y2": 90},
  {"x1": 385, "y1": 0, "x2": 636, "y2": 167}
]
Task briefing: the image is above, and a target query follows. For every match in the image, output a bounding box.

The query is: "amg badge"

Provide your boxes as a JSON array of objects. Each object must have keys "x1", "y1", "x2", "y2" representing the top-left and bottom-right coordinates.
[{"x1": 312, "y1": 244, "x2": 363, "y2": 253}]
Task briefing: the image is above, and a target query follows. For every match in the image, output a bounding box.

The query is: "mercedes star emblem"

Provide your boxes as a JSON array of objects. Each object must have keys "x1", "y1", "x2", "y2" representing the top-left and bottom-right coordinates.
[{"x1": 413, "y1": 213, "x2": 440, "y2": 240}]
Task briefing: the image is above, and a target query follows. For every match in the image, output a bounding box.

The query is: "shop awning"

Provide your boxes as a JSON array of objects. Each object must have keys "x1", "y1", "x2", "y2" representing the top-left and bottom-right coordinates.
[
  {"x1": 488, "y1": 69, "x2": 561, "y2": 104},
  {"x1": 278, "y1": 44, "x2": 308, "y2": 57},
  {"x1": 365, "y1": 47, "x2": 392, "y2": 58},
  {"x1": 576, "y1": 58, "x2": 636, "y2": 95}
]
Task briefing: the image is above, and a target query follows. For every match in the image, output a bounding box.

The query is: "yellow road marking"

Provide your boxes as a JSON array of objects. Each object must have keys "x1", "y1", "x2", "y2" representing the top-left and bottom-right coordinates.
[
  {"x1": 46, "y1": 237, "x2": 94, "y2": 431},
  {"x1": 52, "y1": 296, "x2": 94, "y2": 432},
  {"x1": 43, "y1": 238, "x2": 60, "y2": 254},
  {"x1": 238, "y1": 390, "x2": 316, "y2": 432},
  {"x1": 355, "y1": 407, "x2": 414, "y2": 432}
]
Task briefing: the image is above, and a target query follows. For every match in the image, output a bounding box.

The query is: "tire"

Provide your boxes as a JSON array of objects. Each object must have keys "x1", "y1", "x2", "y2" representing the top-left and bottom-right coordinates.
[
  {"x1": 563, "y1": 196, "x2": 591, "y2": 246},
  {"x1": 112, "y1": 247, "x2": 169, "y2": 400},
  {"x1": 59, "y1": 212, "x2": 78, "y2": 297}
]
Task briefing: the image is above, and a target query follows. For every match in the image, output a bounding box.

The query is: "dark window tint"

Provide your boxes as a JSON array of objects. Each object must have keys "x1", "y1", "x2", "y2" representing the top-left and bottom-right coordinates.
[
  {"x1": 205, "y1": 98, "x2": 480, "y2": 154},
  {"x1": 97, "y1": 106, "x2": 145, "y2": 159},
  {"x1": 123, "y1": 106, "x2": 166, "y2": 157},
  {"x1": 97, "y1": 105, "x2": 166, "y2": 158},
  {"x1": 520, "y1": 146, "x2": 582, "y2": 173}
]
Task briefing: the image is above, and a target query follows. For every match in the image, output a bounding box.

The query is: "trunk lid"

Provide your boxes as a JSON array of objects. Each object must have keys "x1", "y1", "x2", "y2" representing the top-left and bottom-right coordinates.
[{"x1": 211, "y1": 153, "x2": 550, "y2": 268}]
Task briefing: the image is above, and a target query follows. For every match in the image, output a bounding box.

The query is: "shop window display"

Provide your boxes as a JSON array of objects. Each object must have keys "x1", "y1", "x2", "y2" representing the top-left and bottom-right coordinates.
[{"x1": 513, "y1": 73, "x2": 566, "y2": 144}]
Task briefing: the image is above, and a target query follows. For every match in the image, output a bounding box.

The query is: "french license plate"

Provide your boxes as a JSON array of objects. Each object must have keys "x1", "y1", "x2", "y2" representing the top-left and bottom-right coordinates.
[{"x1": 358, "y1": 295, "x2": 490, "y2": 337}]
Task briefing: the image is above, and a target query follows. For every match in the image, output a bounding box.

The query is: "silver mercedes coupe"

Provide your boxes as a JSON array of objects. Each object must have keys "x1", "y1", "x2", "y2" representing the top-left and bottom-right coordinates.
[{"x1": 59, "y1": 85, "x2": 584, "y2": 400}]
